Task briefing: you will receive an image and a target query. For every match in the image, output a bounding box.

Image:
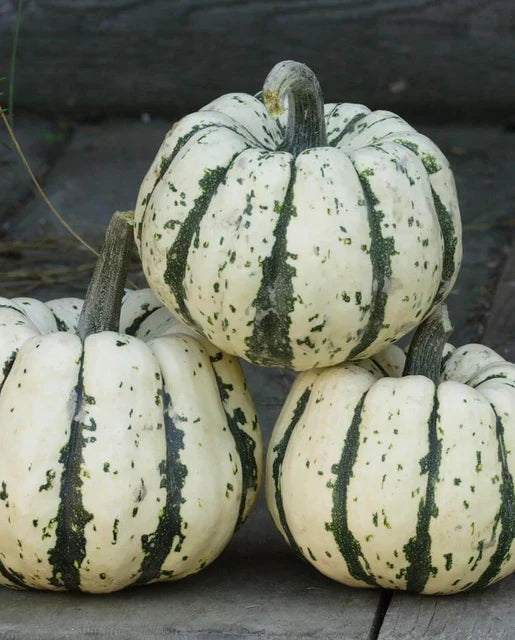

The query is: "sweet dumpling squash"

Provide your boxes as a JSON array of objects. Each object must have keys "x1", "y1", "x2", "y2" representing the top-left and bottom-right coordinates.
[
  {"x1": 266, "y1": 306, "x2": 514, "y2": 594},
  {"x1": 135, "y1": 60, "x2": 462, "y2": 371},
  {"x1": 0, "y1": 213, "x2": 262, "y2": 593}
]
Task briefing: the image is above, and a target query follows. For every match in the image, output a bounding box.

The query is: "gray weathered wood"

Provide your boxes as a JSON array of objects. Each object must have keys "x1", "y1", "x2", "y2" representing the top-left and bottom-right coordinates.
[
  {"x1": 0, "y1": 1, "x2": 514, "y2": 120},
  {"x1": 0, "y1": 117, "x2": 68, "y2": 222},
  {"x1": 378, "y1": 575, "x2": 515, "y2": 640},
  {"x1": 0, "y1": 542, "x2": 383, "y2": 639},
  {"x1": 417, "y1": 124, "x2": 515, "y2": 345},
  {"x1": 483, "y1": 236, "x2": 515, "y2": 361}
]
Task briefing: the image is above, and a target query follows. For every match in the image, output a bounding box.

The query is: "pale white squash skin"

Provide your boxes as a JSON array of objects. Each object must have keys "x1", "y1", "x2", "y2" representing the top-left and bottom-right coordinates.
[
  {"x1": 135, "y1": 94, "x2": 462, "y2": 370},
  {"x1": 0, "y1": 290, "x2": 262, "y2": 593},
  {"x1": 266, "y1": 343, "x2": 515, "y2": 594}
]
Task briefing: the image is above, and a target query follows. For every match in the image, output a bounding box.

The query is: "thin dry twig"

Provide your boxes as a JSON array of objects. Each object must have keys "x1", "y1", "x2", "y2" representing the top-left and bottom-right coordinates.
[
  {"x1": 0, "y1": 107, "x2": 100, "y2": 257},
  {"x1": 0, "y1": 108, "x2": 141, "y2": 289}
]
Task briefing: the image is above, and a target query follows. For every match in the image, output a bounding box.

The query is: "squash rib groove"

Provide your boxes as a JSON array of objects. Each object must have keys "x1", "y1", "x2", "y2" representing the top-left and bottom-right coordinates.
[
  {"x1": 48, "y1": 352, "x2": 94, "y2": 591},
  {"x1": 392, "y1": 139, "x2": 458, "y2": 303},
  {"x1": 0, "y1": 559, "x2": 26, "y2": 588},
  {"x1": 212, "y1": 368, "x2": 258, "y2": 531},
  {"x1": 402, "y1": 390, "x2": 440, "y2": 593},
  {"x1": 0, "y1": 351, "x2": 17, "y2": 393},
  {"x1": 348, "y1": 166, "x2": 396, "y2": 359},
  {"x1": 328, "y1": 112, "x2": 368, "y2": 147},
  {"x1": 328, "y1": 391, "x2": 377, "y2": 587},
  {"x1": 134, "y1": 388, "x2": 187, "y2": 585},
  {"x1": 272, "y1": 385, "x2": 313, "y2": 557},
  {"x1": 138, "y1": 123, "x2": 257, "y2": 243},
  {"x1": 474, "y1": 406, "x2": 515, "y2": 589},
  {"x1": 244, "y1": 162, "x2": 297, "y2": 367},
  {"x1": 124, "y1": 306, "x2": 161, "y2": 337},
  {"x1": 163, "y1": 150, "x2": 247, "y2": 328}
]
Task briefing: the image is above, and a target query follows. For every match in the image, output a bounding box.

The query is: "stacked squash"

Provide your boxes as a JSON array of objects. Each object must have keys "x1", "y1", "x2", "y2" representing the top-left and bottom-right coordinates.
[{"x1": 0, "y1": 60, "x2": 512, "y2": 595}]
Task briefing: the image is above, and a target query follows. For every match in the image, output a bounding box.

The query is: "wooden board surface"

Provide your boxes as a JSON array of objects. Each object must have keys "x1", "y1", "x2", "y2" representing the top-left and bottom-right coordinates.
[
  {"x1": 484, "y1": 236, "x2": 515, "y2": 361},
  {"x1": 0, "y1": 0, "x2": 514, "y2": 120},
  {"x1": 378, "y1": 575, "x2": 515, "y2": 640}
]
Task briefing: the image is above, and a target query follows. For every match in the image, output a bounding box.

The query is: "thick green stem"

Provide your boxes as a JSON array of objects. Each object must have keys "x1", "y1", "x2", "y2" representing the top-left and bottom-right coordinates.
[
  {"x1": 263, "y1": 60, "x2": 327, "y2": 156},
  {"x1": 403, "y1": 305, "x2": 453, "y2": 384},
  {"x1": 77, "y1": 211, "x2": 134, "y2": 341}
]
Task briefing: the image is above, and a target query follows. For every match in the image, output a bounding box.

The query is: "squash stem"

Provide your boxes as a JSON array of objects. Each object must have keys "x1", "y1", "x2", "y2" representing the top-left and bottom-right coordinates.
[
  {"x1": 77, "y1": 211, "x2": 134, "y2": 341},
  {"x1": 403, "y1": 305, "x2": 453, "y2": 384},
  {"x1": 263, "y1": 60, "x2": 327, "y2": 156}
]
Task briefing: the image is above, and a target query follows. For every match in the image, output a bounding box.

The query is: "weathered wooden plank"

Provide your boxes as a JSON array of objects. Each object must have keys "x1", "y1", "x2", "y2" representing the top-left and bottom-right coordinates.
[
  {"x1": 418, "y1": 124, "x2": 515, "y2": 345},
  {"x1": 0, "y1": 547, "x2": 383, "y2": 639},
  {"x1": 0, "y1": 0, "x2": 514, "y2": 120},
  {"x1": 483, "y1": 236, "x2": 515, "y2": 361},
  {"x1": 0, "y1": 117, "x2": 68, "y2": 223},
  {"x1": 378, "y1": 575, "x2": 515, "y2": 640}
]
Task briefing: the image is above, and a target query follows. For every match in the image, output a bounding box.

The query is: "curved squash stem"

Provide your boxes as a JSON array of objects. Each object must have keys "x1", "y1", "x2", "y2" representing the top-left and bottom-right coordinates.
[
  {"x1": 263, "y1": 60, "x2": 327, "y2": 155},
  {"x1": 403, "y1": 305, "x2": 453, "y2": 383},
  {"x1": 77, "y1": 211, "x2": 134, "y2": 341}
]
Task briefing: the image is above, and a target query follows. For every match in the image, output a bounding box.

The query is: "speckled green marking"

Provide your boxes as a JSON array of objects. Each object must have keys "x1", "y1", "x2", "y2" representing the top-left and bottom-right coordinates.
[
  {"x1": 348, "y1": 168, "x2": 396, "y2": 359},
  {"x1": 0, "y1": 560, "x2": 26, "y2": 589},
  {"x1": 475, "y1": 408, "x2": 515, "y2": 589},
  {"x1": 124, "y1": 305, "x2": 161, "y2": 337},
  {"x1": 38, "y1": 469, "x2": 56, "y2": 492},
  {"x1": 213, "y1": 373, "x2": 258, "y2": 530},
  {"x1": 48, "y1": 355, "x2": 94, "y2": 591},
  {"x1": 272, "y1": 387, "x2": 312, "y2": 557},
  {"x1": 0, "y1": 350, "x2": 17, "y2": 392},
  {"x1": 394, "y1": 139, "x2": 459, "y2": 301},
  {"x1": 471, "y1": 373, "x2": 510, "y2": 388},
  {"x1": 51, "y1": 312, "x2": 69, "y2": 332},
  {"x1": 138, "y1": 120, "x2": 273, "y2": 241},
  {"x1": 440, "y1": 349, "x2": 453, "y2": 372},
  {"x1": 328, "y1": 392, "x2": 377, "y2": 586},
  {"x1": 329, "y1": 112, "x2": 368, "y2": 147},
  {"x1": 245, "y1": 163, "x2": 297, "y2": 367},
  {"x1": 429, "y1": 188, "x2": 459, "y2": 302},
  {"x1": 0, "y1": 475, "x2": 27, "y2": 586},
  {"x1": 164, "y1": 154, "x2": 244, "y2": 327},
  {"x1": 0, "y1": 303, "x2": 25, "y2": 316},
  {"x1": 402, "y1": 393, "x2": 441, "y2": 593},
  {"x1": 135, "y1": 389, "x2": 187, "y2": 585},
  {"x1": 137, "y1": 124, "x2": 211, "y2": 241}
]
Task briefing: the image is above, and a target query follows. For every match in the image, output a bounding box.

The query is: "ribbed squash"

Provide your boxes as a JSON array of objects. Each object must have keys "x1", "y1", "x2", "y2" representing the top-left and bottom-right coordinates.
[
  {"x1": 0, "y1": 213, "x2": 262, "y2": 593},
  {"x1": 266, "y1": 307, "x2": 514, "y2": 594},
  {"x1": 135, "y1": 60, "x2": 462, "y2": 370}
]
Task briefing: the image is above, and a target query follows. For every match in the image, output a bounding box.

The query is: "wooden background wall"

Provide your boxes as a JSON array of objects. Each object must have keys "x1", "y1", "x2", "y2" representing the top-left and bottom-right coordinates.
[{"x1": 0, "y1": 0, "x2": 514, "y2": 121}]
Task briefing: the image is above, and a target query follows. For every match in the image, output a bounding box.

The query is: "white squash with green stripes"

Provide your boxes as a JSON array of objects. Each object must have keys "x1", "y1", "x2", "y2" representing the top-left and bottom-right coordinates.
[
  {"x1": 135, "y1": 60, "x2": 462, "y2": 371},
  {"x1": 0, "y1": 213, "x2": 262, "y2": 594},
  {"x1": 266, "y1": 307, "x2": 514, "y2": 594}
]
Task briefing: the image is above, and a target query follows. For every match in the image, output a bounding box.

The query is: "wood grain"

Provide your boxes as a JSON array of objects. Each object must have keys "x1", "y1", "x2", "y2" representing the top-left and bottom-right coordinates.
[
  {"x1": 0, "y1": 0, "x2": 514, "y2": 120},
  {"x1": 378, "y1": 575, "x2": 515, "y2": 639},
  {"x1": 483, "y1": 237, "x2": 515, "y2": 361}
]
